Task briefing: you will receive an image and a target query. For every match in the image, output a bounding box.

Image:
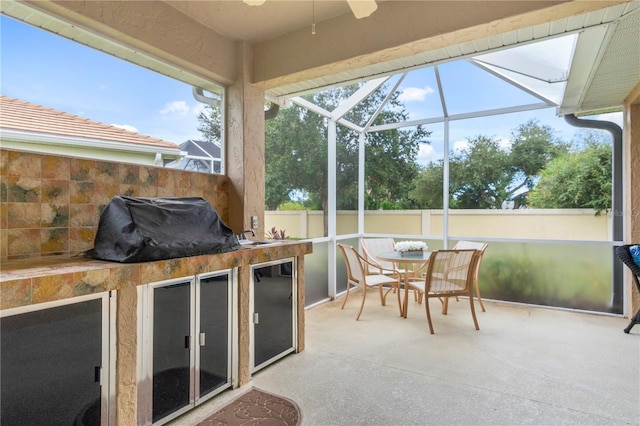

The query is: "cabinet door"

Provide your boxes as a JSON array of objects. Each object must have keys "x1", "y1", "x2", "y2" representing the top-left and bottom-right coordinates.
[
  {"x1": 197, "y1": 273, "x2": 232, "y2": 400},
  {"x1": 151, "y1": 281, "x2": 192, "y2": 423},
  {"x1": 252, "y1": 260, "x2": 295, "y2": 371},
  {"x1": 1, "y1": 296, "x2": 105, "y2": 426}
]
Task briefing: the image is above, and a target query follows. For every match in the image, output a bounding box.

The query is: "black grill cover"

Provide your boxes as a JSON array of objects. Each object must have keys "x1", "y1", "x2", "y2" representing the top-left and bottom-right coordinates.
[{"x1": 85, "y1": 196, "x2": 240, "y2": 263}]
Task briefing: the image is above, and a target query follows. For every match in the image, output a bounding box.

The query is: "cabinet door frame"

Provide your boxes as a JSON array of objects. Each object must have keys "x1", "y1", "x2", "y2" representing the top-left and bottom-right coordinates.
[
  {"x1": 250, "y1": 257, "x2": 297, "y2": 373},
  {"x1": 0, "y1": 291, "x2": 115, "y2": 426},
  {"x1": 137, "y1": 270, "x2": 235, "y2": 426},
  {"x1": 138, "y1": 276, "x2": 196, "y2": 426},
  {"x1": 194, "y1": 269, "x2": 237, "y2": 406}
]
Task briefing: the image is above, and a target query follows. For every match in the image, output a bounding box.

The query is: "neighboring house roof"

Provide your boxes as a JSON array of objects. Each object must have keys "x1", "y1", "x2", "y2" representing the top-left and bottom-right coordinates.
[
  {"x1": 165, "y1": 139, "x2": 222, "y2": 173},
  {"x1": 0, "y1": 95, "x2": 180, "y2": 153},
  {"x1": 180, "y1": 139, "x2": 221, "y2": 158}
]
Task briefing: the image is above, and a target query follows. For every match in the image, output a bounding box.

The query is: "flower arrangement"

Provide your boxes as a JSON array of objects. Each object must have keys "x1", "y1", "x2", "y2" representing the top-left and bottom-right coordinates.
[{"x1": 394, "y1": 241, "x2": 428, "y2": 252}]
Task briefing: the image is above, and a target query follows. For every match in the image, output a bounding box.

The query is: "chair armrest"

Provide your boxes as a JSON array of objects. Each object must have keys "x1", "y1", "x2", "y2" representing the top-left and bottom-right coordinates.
[{"x1": 358, "y1": 254, "x2": 401, "y2": 277}]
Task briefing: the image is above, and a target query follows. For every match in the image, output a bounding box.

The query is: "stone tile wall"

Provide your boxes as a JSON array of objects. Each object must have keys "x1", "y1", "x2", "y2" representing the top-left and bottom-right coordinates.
[{"x1": 0, "y1": 149, "x2": 230, "y2": 260}]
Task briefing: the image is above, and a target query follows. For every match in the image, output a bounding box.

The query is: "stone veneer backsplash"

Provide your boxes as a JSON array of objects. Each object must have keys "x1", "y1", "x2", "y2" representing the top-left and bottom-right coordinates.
[{"x1": 0, "y1": 149, "x2": 230, "y2": 260}]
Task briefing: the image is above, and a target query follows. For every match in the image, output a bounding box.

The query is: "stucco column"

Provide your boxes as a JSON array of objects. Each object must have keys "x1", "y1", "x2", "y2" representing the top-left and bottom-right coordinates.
[
  {"x1": 226, "y1": 42, "x2": 265, "y2": 239},
  {"x1": 115, "y1": 278, "x2": 138, "y2": 425},
  {"x1": 236, "y1": 263, "x2": 251, "y2": 386},
  {"x1": 624, "y1": 82, "x2": 640, "y2": 318},
  {"x1": 226, "y1": 42, "x2": 266, "y2": 387}
]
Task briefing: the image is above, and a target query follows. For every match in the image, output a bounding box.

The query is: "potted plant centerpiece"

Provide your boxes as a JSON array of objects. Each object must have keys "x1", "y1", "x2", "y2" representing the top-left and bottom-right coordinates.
[{"x1": 394, "y1": 241, "x2": 428, "y2": 257}]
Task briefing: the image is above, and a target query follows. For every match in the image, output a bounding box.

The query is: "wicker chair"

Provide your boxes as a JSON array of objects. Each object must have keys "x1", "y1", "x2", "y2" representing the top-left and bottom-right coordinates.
[
  {"x1": 406, "y1": 249, "x2": 481, "y2": 334},
  {"x1": 361, "y1": 238, "x2": 427, "y2": 304},
  {"x1": 360, "y1": 238, "x2": 406, "y2": 277},
  {"x1": 337, "y1": 243, "x2": 402, "y2": 320},
  {"x1": 615, "y1": 245, "x2": 640, "y2": 334},
  {"x1": 449, "y1": 241, "x2": 489, "y2": 312}
]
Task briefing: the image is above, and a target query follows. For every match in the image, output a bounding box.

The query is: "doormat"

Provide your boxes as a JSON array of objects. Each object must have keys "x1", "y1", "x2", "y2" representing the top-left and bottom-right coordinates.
[{"x1": 197, "y1": 387, "x2": 301, "y2": 426}]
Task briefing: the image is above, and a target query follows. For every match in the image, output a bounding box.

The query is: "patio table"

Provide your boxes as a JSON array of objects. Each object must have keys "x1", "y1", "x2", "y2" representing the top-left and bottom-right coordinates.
[{"x1": 376, "y1": 251, "x2": 430, "y2": 318}]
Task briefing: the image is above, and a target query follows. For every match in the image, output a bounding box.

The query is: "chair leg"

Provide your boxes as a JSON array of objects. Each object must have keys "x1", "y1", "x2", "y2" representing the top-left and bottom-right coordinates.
[
  {"x1": 378, "y1": 285, "x2": 387, "y2": 306},
  {"x1": 424, "y1": 296, "x2": 435, "y2": 334},
  {"x1": 624, "y1": 308, "x2": 640, "y2": 333},
  {"x1": 442, "y1": 296, "x2": 450, "y2": 315},
  {"x1": 469, "y1": 293, "x2": 479, "y2": 330},
  {"x1": 382, "y1": 286, "x2": 393, "y2": 305},
  {"x1": 356, "y1": 285, "x2": 368, "y2": 320},
  {"x1": 341, "y1": 283, "x2": 352, "y2": 309},
  {"x1": 396, "y1": 283, "x2": 403, "y2": 316},
  {"x1": 475, "y1": 280, "x2": 486, "y2": 312}
]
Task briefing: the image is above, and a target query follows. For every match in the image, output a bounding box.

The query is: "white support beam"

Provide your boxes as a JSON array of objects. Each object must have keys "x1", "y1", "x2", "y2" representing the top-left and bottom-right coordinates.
[
  {"x1": 330, "y1": 77, "x2": 389, "y2": 121},
  {"x1": 290, "y1": 97, "x2": 332, "y2": 118},
  {"x1": 327, "y1": 120, "x2": 338, "y2": 299},
  {"x1": 367, "y1": 102, "x2": 550, "y2": 132},
  {"x1": 358, "y1": 132, "x2": 365, "y2": 235},
  {"x1": 363, "y1": 73, "x2": 406, "y2": 132}
]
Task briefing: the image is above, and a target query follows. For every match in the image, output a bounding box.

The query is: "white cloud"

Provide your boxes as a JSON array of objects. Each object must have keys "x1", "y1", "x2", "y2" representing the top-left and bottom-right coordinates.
[
  {"x1": 398, "y1": 86, "x2": 435, "y2": 102},
  {"x1": 160, "y1": 100, "x2": 190, "y2": 116},
  {"x1": 498, "y1": 137, "x2": 511, "y2": 150},
  {"x1": 160, "y1": 100, "x2": 208, "y2": 121},
  {"x1": 452, "y1": 139, "x2": 469, "y2": 153},
  {"x1": 416, "y1": 144, "x2": 436, "y2": 166},
  {"x1": 191, "y1": 102, "x2": 207, "y2": 117},
  {"x1": 112, "y1": 123, "x2": 138, "y2": 133}
]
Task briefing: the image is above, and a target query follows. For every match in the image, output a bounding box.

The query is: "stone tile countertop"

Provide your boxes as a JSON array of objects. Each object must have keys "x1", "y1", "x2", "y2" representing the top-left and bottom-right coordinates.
[{"x1": 1, "y1": 241, "x2": 312, "y2": 310}]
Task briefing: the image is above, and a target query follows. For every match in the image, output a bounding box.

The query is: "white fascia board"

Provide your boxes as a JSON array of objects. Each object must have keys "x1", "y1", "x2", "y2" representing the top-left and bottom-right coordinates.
[
  {"x1": 184, "y1": 154, "x2": 221, "y2": 161},
  {"x1": 0, "y1": 129, "x2": 183, "y2": 158},
  {"x1": 561, "y1": 24, "x2": 614, "y2": 114}
]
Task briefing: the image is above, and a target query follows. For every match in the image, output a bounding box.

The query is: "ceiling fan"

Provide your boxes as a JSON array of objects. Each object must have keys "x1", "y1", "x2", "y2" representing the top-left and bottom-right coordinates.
[{"x1": 243, "y1": 0, "x2": 378, "y2": 19}]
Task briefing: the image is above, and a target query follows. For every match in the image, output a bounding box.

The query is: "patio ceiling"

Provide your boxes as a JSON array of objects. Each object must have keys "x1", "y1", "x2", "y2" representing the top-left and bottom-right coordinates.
[
  {"x1": 257, "y1": 1, "x2": 640, "y2": 117},
  {"x1": 164, "y1": 0, "x2": 639, "y2": 117}
]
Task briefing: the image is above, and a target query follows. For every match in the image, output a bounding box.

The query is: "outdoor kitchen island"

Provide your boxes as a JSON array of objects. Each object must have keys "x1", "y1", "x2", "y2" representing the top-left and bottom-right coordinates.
[{"x1": 0, "y1": 240, "x2": 312, "y2": 425}]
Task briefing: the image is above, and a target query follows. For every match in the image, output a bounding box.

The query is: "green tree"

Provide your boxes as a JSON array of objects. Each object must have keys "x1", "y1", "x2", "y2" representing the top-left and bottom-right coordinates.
[
  {"x1": 314, "y1": 84, "x2": 429, "y2": 211},
  {"x1": 450, "y1": 135, "x2": 514, "y2": 209},
  {"x1": 529, "y1": 134, "x2": 612, "y2": 214},
  {"x1": 265, "y1": 105, "x2": 326, "y2": 210},
  {"x1": 365, "y1": 127, "x2": 428, "y2": 210},
  {"x1": 409, "y1": 119, "x2": 568, "y2": 209},
  {"x1": 197, "y1": 104, "x2": 223, "y2": 144},
  {"x1": 264, "y1": 83, "x2": 430, "y2": 232},
  {"x1": 408, "y1": 160, "x2": 444, "y2": 208},
  {"x1": 509, "y1": 119, "x2": 569, "y2": 201}
]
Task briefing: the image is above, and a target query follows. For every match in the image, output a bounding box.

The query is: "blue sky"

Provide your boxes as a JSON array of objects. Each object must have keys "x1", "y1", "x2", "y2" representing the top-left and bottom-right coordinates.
[
  {"x1": 1, "y1": 15, "x2": 622, "y2": 166},
  {"x1": 1, "y1": 15, "x2": 205, "y2": 144}
]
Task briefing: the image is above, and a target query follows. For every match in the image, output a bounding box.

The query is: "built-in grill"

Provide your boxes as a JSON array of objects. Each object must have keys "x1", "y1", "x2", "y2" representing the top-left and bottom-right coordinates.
[{"x1": 85, "y1": 196, "x2": 240, "y2": 263}]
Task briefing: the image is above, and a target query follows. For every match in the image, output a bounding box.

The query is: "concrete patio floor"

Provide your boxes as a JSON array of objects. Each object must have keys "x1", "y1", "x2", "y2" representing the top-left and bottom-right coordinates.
[{"x1": 170, "y1": 293, "x2": 640, "y2": 426}]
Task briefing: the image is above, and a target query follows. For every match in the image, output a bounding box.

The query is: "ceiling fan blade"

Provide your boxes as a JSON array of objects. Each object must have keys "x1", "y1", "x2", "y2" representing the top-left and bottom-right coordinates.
[
  {"x1": 243, "y1": 0, "x2": 266, "y2": 6},
  {"x1": 347, "y1": 0, "x2": 378, "y2": 19}
]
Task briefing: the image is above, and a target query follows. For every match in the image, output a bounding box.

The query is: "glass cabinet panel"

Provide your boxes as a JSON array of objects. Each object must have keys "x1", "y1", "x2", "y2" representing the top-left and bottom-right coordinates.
[
  {"x1": 198, "y1": 273, "x2": 231, "y2": 400},
  {"x1": 252, "y1": 259, "x2": 295, "y2": 371},
  {"x1": 152, "y1": 281, "x2": 192, "y2": 423},
  {"x1": 1, "y1": 296, "x2": 107, "y2": 426}
]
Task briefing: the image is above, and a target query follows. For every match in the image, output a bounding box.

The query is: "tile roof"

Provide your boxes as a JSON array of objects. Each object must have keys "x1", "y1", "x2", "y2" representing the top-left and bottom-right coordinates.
[{"x1": 0, "y1": 95, "x2": 179, "y2": 149}]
